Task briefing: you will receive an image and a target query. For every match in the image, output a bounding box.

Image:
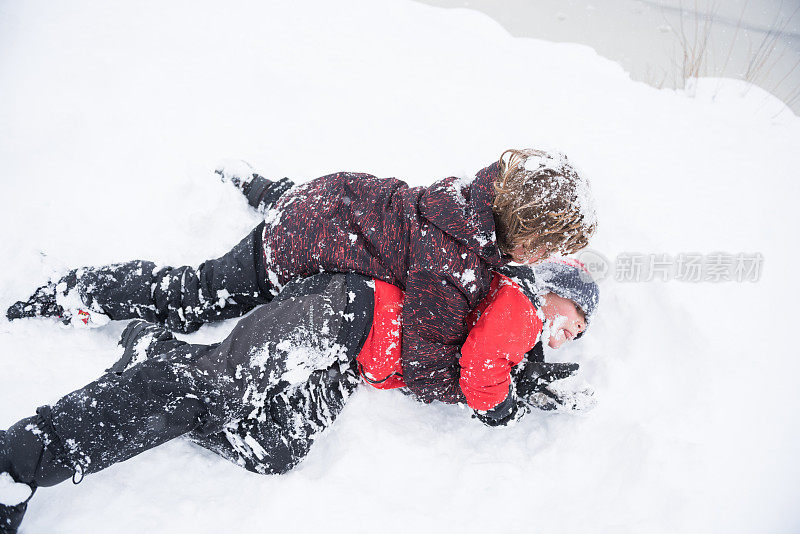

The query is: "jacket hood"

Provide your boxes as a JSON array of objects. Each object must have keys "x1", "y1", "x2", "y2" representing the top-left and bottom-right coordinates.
[
  {"x1": 495, "y1": 265, "x2": 541, "y2": 308},
  {"x1": 418, "y1": 162, "x2": 505, "y2": 267}
]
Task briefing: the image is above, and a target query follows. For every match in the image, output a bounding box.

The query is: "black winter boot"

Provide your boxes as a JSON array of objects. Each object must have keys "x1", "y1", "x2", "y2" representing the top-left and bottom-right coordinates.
[
  {"x1": 242, "y1": 175, "x2": 293, "y2": 212},
  {"x1": 0, "y1": 486, "x2": 34, "y2": 534},
  {"x1": 6, "y1": 271, "x2": 110, "y2": 328},
  {"x1": 1, "y1": 502, "x2": 26, "y2": 534},
  {"x1": 1, "y1": 430, "x2": 36, "y2": 534},
  {"x1": 214, "y1": 159, "x2": 257, "y2": 190},
  {"x1": 215, "y1": 159, "x2": 293, "y2": 212},
  {"x1": 5, "y1": 282, "x2": 60, "y2": 321}
]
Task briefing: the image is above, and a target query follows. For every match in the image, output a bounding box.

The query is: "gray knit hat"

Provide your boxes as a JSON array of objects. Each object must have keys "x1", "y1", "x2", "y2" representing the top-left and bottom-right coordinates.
[
  {"x1": 497, "y1": 258, "x2": 599, "y2": 326},
  {"x1": 533, "y1": 258, "x2": 599, "y2": 324}
]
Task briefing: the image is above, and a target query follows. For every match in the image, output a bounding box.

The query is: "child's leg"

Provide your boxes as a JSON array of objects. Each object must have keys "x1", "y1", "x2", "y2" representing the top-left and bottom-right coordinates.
[
  {"x1": 1, "y1": 346, "x2": 223, "y2": 489},
  {"x1": 0, "y1": 316, "x2": 239, "y2": 493},
  {"x1": 184, "y1": 274, "x2": 366, "y2": 475},
  {"x1": 2, "y1": 271, "x2": 369, "y2": 531},
  {"x1": 3, "y1": 270, "x2": 364, "y2": 487},
  {"x1": 192, "y1": 357, "x2": 360, "y2": 475},
  {"x1": 7, "y1": 173, "x2": 294, "y2": 332},
  {"x1": 7, "y1": 223, "x2": 274, "y2": 333}
]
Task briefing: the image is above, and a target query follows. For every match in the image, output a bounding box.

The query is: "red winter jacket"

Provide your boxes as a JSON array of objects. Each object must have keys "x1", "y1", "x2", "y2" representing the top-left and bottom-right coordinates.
[
  {"x1": 357, "y1": 274, "x2": 542, "y2": 411},
  {"x1": 261, "y1": 163, "x2": 506, "y2": 405}
]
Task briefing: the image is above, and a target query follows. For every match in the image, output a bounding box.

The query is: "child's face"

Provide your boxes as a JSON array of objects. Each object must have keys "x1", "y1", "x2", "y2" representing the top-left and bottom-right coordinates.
[
  {"x1": 511, "y1": 244, "x2": 547, "y2": 265},
  {"x1": 540, "y1": 292, "x2": 586, "y2": 349}
]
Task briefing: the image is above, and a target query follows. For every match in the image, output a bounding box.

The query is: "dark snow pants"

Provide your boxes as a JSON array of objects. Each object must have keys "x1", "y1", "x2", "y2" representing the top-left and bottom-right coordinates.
[
  {"x1": 55, "y1": 176, "x2": 295, "y2": 334},
  {"x1": 0, "y1": 273, "x2": 373, "y2": 487},
  {"x1": 58, "y1": 223, "x2": 271, "y2": 334}
]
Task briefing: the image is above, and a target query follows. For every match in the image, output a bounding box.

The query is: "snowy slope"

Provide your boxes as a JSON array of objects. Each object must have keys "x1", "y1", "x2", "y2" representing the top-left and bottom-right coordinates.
[{"x1": 1, "y1": 1, "x2": 799, "y2": 532}]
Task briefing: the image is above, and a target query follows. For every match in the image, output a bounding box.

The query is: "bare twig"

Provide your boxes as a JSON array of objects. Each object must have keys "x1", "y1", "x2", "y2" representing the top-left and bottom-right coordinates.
[
  {"x1": 744, "y1": 1, "x2": 799, "y2": 84},
  {"x1": 770, "y1": 55, "x2": 800, "y2": 94},
  {"x1": 719, "y1": 0, "x2": 748, "y2": 77},
  {"x1": 656, "y1": 0, "x2": 799, "y2": 111}
]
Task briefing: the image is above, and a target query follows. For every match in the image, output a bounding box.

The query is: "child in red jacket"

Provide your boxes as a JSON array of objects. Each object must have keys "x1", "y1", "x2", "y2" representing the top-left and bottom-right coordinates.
[
  {"x1": 360, "y1": 258, "x2": 599, "y2": 426},
  {"x1": 8, "y1": 149, "x2": 597, "y2": 407}
]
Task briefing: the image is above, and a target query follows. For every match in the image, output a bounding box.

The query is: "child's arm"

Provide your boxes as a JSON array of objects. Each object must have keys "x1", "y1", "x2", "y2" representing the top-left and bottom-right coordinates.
[
  {"x1": 401, "y1": 270, "x2": 475, "y2": 404},
  {"x1": 459, "y1": 284, "x2": 540, "y2": 411}
]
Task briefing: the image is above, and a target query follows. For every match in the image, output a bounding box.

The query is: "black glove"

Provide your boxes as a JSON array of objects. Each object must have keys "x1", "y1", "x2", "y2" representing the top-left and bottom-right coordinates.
[
  {"x1": 474, "y1": 343, "x2": 586, "y2": 425},
  {"x1": 515, "y1": 360, "x2": 580, "y2": 399},
  {"x1": 513, "y1": 341, "x2": 583, "y2": 412},
  {"x1": 523, "y1": 382, "x2": 596, "y2": 412},
  {"x1": 472, "y1": 385, "x2": 520, "y2": 427}
]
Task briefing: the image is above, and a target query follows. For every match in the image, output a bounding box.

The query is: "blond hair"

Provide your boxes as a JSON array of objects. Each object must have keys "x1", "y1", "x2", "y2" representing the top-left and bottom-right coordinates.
[{"x1": 492, "y1": 148, "x2": 597, "y2": 259}]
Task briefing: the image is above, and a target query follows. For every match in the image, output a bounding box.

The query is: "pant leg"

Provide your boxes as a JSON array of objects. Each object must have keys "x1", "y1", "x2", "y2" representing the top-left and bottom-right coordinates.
[
  {"x1": 185, "y1": 274, "x2": 365, "y2": 475},
  {"x1": 100, "y1": 277, "x2": 360, "y2": 475},
  {"x1": 192, "y1": 357, "x2": 360, "y2": 475},
  {"x1": 1, "y1": 332, "x2": 227, "y2": 488},
  {"x1": 2, "y1": 273, "x2": 369, "y2": 487},
  {"x1": 7, "y1": 177, "x2": 294, "y2": 330},
  {"x1": 57, "y1": 222, "x2": 273, "y2": 333}
]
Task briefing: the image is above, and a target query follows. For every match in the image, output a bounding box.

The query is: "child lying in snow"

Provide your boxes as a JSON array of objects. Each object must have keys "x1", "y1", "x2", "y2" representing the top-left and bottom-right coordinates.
[
  {"x1": 7, "y1": 149, "x2": 597, "y2": 407},
  {"x1": 0, "y1": 259, "x2": 598, "y2": 532}
]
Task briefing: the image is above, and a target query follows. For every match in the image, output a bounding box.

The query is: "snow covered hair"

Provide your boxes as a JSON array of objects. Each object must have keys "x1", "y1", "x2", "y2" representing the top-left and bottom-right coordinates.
[{"x1": 492, "y1": 148, "x2": 597, "y2": 259}]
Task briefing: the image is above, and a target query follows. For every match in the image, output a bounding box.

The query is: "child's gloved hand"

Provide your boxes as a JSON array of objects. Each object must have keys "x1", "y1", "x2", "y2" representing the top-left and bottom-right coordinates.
[
  {"x1": 514, "y1": 359, "x2": 596, "y2": 412},
  {"x1": 523, "y1": 381, "x2": 596, "y2": 412},
  {"x1": 474, "y1": 360, "x2": 595, "y2": 425},
  {"x1": 514, "y1": 360, "x2": 580, "y2": 398}
]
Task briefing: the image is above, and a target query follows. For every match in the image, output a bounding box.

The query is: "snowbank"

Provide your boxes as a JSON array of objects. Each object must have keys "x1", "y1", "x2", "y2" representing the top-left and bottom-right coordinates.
[{"x1": 1, "y1": 0, "x2": 798, "y2": 532}]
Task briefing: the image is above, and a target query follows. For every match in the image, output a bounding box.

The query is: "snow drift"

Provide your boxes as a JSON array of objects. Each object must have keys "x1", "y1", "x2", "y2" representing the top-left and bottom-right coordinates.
[{"x1": 1, "y1": 0, "x2": 799, "y2": 532}]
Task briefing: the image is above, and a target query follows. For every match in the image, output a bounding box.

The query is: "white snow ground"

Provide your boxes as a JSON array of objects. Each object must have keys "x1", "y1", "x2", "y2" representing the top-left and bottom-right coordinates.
[{"x1": 1, "y1": 1, "x2": 799, "y2": 532}]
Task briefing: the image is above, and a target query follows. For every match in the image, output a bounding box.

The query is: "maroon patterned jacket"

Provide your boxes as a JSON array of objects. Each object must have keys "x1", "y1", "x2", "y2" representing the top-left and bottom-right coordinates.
[{"x1": 260, "y1": 162, "x2": 506, "y2": 404}]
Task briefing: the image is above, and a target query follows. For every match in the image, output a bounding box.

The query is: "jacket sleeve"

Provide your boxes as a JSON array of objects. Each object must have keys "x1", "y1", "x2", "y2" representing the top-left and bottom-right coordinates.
[
  {"x1": 459, "y1": 285, "x2": 539, "y2": 411},
  {"x1": 401, "y1": 269, "x2": 472, "y2": 404}
]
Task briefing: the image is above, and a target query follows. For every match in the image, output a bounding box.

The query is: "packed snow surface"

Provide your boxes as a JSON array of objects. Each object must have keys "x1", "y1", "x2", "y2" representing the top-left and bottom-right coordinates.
[
  {"x1": 0, "y1": 473, "x2": 33, "y2": 507},
  {"x1": 1, "y1": 0, "x2": 799, "y2": 533}
]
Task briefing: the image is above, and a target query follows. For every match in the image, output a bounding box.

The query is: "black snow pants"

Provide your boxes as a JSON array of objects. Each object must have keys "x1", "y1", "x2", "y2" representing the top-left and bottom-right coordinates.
[
  {"x1": 54, "y1": 222, "x2": 271, "y2": 334},
  {"x1": 49, "y1": 176, "x2": 295, "y2": 334},
  {"x1": 0, "y1": 272, "x2": 374, "y2": 487}
]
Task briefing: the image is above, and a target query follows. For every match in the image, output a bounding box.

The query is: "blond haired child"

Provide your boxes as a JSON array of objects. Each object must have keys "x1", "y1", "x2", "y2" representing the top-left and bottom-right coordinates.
[{"x1": 8, "y1": 149, "x2": 597, "y2": 405}]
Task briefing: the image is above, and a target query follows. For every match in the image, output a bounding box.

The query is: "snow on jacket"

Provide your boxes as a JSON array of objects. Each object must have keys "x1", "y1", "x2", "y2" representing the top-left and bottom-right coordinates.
[
  {"x1": 459, "y1": 273, "x2": 542, "y2": 410},
  {"x1": 260, "y1": 163, "x2": 507, "y2": 404},
  {"x1": 357, "y1": 273, "x2": 542, "y2": 412}
]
